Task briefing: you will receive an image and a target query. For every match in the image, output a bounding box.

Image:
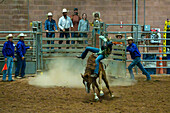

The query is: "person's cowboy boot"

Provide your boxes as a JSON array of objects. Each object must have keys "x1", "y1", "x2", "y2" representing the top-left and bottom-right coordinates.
[{"x1": 76, "y1": 55, "x2": 82, "y2": 59}]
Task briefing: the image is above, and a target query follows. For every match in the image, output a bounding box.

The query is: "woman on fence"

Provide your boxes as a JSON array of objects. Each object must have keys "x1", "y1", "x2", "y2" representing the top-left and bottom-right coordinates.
[{"x1": 78, "y1": 13, "x2": 90, "y2": 44}]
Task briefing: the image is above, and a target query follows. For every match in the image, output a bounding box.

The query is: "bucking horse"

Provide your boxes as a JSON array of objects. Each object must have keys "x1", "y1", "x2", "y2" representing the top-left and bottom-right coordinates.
[{"x1": 81, "y1": 54, "x2": 114, "y2": 101}]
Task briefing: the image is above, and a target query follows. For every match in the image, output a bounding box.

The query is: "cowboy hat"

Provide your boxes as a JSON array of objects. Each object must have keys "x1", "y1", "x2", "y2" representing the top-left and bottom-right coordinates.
[
  {"x1": 62, "y1": 8, "x2": 68, "y2": 13},
  {"x1": 93, "y1": 12, "x2": 100, "y2": 18},
  {"x1": 116, "y1": 34, "x2": 123, "y2": 38},
  {"x1": 126, "y1": 37, "x2": 134, "y2": 41},
  {"x1": 17, "y1": 33, "x2": 27, "y2": 38},
  {"x1": 47, "y1": 12, "x2": 53, "y2": 16},
  {"x1": 6, "y1": 34, "x2": 13, "y2": 40}
]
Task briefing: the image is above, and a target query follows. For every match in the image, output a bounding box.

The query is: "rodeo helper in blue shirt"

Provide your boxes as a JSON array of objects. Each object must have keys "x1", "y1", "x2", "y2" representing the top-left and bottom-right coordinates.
[
  {"x1": 16, "y1": 40, "x2": 30, "y2": 57},
  {"x1": 2, "y1": 41, "x2": 15, "y2": 58},
  {"x1": 126, "y1": 42, "x2": 141, "y2": 59}
]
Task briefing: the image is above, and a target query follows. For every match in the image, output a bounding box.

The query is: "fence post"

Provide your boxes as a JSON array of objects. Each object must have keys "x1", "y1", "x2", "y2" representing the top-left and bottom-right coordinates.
[
  {"x1": 32, "y1": 21, "x2": 42, "y2": 74},
  {"x1": 125, "y1": 33, "x2": 127, "y2": 77}
]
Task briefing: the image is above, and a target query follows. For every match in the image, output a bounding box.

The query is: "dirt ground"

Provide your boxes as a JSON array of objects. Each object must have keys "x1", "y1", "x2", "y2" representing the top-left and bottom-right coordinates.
[{"x1": 0, "y1": 75, "x2": 170, "y2": 113}]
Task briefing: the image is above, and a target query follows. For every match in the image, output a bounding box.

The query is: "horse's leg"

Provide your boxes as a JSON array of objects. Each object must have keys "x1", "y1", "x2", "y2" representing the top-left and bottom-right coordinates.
[
  {"x1": 99, "y1": 70, "x2": 104, "y2": 96},
  {"x1": 94, "y1": 79, "x2": 100, "y2": 92},
  {"x1": 102, "y1": 70, "x2": 114, "y2": 98},
  {"x1": 92, "y1": 82, "x2": 99, "y2": 101}
]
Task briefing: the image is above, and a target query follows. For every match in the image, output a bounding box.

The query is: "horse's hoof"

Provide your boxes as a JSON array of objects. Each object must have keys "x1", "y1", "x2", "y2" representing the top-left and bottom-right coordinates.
[
  {"x1": 100, "y1": 91, "x2": 104, "y2": 96},
  {"x1": 111, "y1": 95, "x2": 114, "y2": 98}
]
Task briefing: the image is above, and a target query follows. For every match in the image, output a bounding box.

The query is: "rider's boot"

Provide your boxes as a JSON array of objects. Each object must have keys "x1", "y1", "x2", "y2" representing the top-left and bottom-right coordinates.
[{"x1": 76, "y1": 55, "x2": 82, "y2": 59}]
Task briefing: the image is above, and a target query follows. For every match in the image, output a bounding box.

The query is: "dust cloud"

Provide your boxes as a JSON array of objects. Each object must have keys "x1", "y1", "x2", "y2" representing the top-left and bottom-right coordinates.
[
  {"x1": 108, "y1": 77, "x2": 137, "y2": 86},
  {"x1": 29, "y1": 58, "x2": 85, "y2": 88}
]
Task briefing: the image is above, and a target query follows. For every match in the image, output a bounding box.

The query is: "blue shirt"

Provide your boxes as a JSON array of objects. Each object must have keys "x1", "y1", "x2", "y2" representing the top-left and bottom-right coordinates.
[
  {"x1": 16, "y1": 40, "x2": 30, "y2": 57},
  {"x1": 126, "y1": 43, "x2": 141, "y2": 59},
  {"x1": 78, "y1": 19, "x2": 90, "y2": 32},
  {"x1": 2, "y1": 41, "x2": 15, "y2": 58},
  {"x1": 45, "y1": 19, "x2": 58, "y2": 31}
]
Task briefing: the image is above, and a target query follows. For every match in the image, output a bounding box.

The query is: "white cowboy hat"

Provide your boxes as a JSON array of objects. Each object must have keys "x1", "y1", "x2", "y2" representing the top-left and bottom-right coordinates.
[
  {"x1": 62, "y1": 8, "x2": 68, "y2": 13},
  {"x1": 17, "y1": 33, "x2": 27, "y2": 38},
  {"x1": 116, "y1": 34, "x2": 123, "y2": 38},
  {"x1": 93, "y1": 12, "x2": 100, "y2": 18},
  {"x1": 47, "y1": 12, "x2": 53, "y2": 16},
  {"x1": 6, "y1": 34, "x2": 13, "y2": 40},
  {"x1": 127, "y1": 37, "x2": 134, "y2": 41}
]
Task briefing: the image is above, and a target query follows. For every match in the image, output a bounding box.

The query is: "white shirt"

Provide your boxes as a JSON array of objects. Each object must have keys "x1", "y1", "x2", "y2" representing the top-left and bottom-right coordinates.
[{"x1": 58, "y1": 16, "x2": 73, "y2": 30}]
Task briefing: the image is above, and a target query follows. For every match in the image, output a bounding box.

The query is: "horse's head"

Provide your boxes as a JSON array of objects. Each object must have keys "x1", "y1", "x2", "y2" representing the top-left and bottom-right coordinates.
[{"x1": 81, "y1": 73, "x2": 93, "y2": 93}]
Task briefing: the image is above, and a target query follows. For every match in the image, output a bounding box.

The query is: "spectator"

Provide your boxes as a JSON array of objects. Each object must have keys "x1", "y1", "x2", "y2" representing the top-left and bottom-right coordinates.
[
  {"x1": 2, "y1": 34, "x2": 15, "y2": 82},
  {"x1": 45, "y1": 12, "x2": 58, "y2": 50},
  {"x1": 71, "y1": 8, "x2": 81, "y2": 46},
  {"x1": 58, "y1": 8, "x2": 73, "y2": 49},
  {"x1": 15, "y1": 33, "x2": 33, "y2": 79},
  {"x1": 78, "y1": 13, "x2": 90, "y2": 44},
  {"x1": 113, "y1": 34, "x2": 124, "y2": 61},
  {"x1": 92, "y1": 12, "x2": 102, "y2": 48}
]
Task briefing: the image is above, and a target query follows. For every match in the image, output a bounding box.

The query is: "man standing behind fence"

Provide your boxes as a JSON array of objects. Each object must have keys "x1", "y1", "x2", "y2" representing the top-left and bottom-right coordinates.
[
  {"x1": 45, "y1": 12, "x2": 58, "y2": 50},
  {"x1": 15, "y1": 33, "x2": 32, "y2": 79},
  {"x1": 71, "y1": 8, "x2": 81, "y2": 46},
  {"x1": 126, "y1": 37, "x2": 151, "y2": 81},
  {"x1": 58, "y1": 8, "x2": 73, "y2": 49},
  {"x1": 2, "y1": 34, "x2": 15, "y2": 82}
]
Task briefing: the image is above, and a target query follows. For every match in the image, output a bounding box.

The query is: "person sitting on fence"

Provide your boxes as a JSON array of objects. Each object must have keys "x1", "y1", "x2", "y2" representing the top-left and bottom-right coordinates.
[
  {"x1": 91, "y1": 12, "x2": 102, "y2": 48},
  {"x1": 45, "y1": 12, "x2": 58, "y2": 50},
  {"x1": 76, "y1": 35, "x2": 113, "y2": 77},
  {"x1": 126, "y1": 37, "x2": 151, "y2": 81},
  {"x1": 58, "y1": 8, "x2": 73, "y2": 49},
  {"x1": 15, "y1": 33, "x2": 32, "y2": 79},
  {"x1": 78, "y1": 13, "x2": 90, "y2": 44},
  {"x1": 71, "y1": 8, "x2": 81, "y2": 46},
  {"x1": 2, "y1": 34, "x2": 15, "y2": 82},
  {"x1": 113, "y1": 34, "x2": 124, "y2": 61}
]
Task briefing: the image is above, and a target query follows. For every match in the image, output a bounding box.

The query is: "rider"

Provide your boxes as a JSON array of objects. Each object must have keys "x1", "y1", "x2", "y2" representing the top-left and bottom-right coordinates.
[{"x1": 77, "y1": 35, "x2": 113, "y2": 77}]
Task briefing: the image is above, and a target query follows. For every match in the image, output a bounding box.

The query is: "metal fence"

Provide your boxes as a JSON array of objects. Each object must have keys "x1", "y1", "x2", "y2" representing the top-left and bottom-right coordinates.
[{"x1": 0, "y1": 21, "x2": 169, "y2": 75}]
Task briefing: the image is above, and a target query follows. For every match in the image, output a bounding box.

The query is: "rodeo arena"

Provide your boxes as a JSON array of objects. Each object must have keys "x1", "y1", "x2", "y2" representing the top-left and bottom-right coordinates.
[{"x1": 0, "y1": 0, "x2": 170, "y2": 112}]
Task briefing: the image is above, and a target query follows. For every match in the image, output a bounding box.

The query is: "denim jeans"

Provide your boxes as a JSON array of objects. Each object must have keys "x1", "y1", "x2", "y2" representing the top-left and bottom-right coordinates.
[
  {"x1": 128, "y1": 57, "x2": 151, "y2": 80},
  {"x1": 15, "y1": 55, "x2": 26, "y2": 77},
  {"x1": 80, "y1": 33, "x2": 88, "y2": 44},
  {"x1": 81, "y1": 47, "x2": 105, "y2": 74},
  {"x1": 71, "y1": 33, "x2": 79, "y2": 44},
  {"x1": 59, "y1": 29, "x2": 70, "y2": 49},
  {"x1": 47, "y1": 33, "x2": 55, "y2": 49},
  {"x1": 3, "y1": 57, "x2": 13, "y2": 81}
]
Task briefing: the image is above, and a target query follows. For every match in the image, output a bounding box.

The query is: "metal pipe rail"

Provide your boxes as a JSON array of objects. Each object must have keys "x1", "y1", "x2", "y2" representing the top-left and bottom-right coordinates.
[
  {"x1": 138, "y1": 31, "x2": 170, "y2": 33},
  {"x1": 105, "y1": 31, "x2": 136, "y2": 34},
  {"x1": 42, "y1": 37, "x2": 92, "y2": 41},
  {"x1": 0, "y1": 31, "x2": 33, "y2": 33},
  {"x1": 126, "y1": 52, "x2": 170, "y2": 55},
  {"x1": 138, "y1": 45, "x2": 170, "y2": 47},
  {"x1": 41, "y1": 31, "x2": 92, "y2": 33},
  {"x1": 106, "y1": 24, "x2": 139, "y2": 26},
  {"x1": 141, "y1": 38, "x2": 170, "y2": 41},
  {"x1": 127, "y1": 60, "x2": 169, "y2": 62}
]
